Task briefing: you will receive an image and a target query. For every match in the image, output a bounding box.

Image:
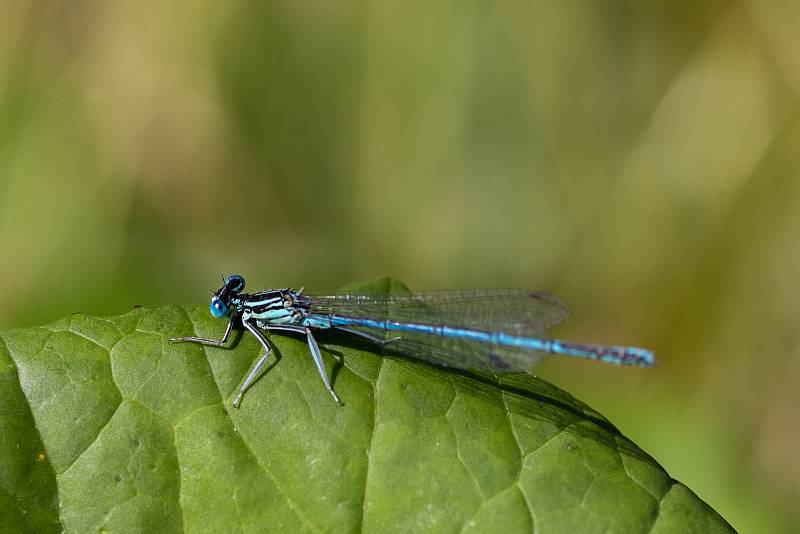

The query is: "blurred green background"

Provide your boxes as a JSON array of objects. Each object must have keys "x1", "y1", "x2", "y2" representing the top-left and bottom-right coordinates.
[{"x1": 2, "y1": 1, "x2": 799, "y2": 532}]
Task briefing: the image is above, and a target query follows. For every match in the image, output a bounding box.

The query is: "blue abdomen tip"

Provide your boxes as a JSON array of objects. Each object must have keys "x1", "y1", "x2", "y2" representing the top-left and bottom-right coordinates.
[{"x1": 626, "y1": 347, "x2": 656, "y2": 367}]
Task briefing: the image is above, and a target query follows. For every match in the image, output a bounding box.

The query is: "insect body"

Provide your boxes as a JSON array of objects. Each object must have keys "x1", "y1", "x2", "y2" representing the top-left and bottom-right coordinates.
[{"x1": 171, "y1": 275, "x2": 655, "y2": 407}]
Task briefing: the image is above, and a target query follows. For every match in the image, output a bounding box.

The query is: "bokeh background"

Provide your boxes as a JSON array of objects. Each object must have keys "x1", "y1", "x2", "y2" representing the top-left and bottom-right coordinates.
[{"x1": 2, "y1": 1, "x2": 799, "y2": 531}]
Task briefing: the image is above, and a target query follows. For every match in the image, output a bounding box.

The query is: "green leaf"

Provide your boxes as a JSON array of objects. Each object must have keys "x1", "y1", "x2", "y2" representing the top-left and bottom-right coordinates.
[{"x1": 1, "y1": 278, "x2": 732, "y2": 533}]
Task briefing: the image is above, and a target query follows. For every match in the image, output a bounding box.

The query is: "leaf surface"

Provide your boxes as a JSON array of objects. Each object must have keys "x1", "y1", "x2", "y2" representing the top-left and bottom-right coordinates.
[{"x1": 0, "y1": 278, "x2": 733, "y2": 533}]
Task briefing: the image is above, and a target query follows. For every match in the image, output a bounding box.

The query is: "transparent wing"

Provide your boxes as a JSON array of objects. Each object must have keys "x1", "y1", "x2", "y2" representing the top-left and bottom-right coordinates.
[
  {"x1": 300, "y1": 289, "x2": 570, "y2": 372},
  {"x1": 375, "y1": 331, "x2": 545, "y2": 373},
  {"x1": 302, "y1": 289, "x2": 570, "y2": 335}
]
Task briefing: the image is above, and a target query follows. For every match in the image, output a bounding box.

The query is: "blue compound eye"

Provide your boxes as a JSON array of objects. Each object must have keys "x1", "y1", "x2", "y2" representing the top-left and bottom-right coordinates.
[{"x1": 210, "y1": 298, "x2": 229, "y2": 318}]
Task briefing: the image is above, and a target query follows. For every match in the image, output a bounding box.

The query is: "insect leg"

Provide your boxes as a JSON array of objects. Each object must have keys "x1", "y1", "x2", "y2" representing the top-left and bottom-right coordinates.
[
  {"x1": 333, "y1": 326, "x2": 402, "y2": 346},
  {"x1": 233, "y1": 320, "x2": 274, "y2": 408},
  {"x1": 260, "y1": 324, "x2": 341, "y2": 404},
  {"x1": 305, "y1": 328, "x2": 341, "y2": 404},
  {"x1": 170, "y1": 315, "x2": 236, "y2": 346}
]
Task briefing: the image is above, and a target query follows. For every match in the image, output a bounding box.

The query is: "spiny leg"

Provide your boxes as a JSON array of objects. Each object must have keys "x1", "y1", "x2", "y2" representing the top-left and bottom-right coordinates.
[
  {"x1": 262, "y1": 324, "x2": 308, "y2": 335},
  {"x1": 261, "y1": 324, "x2": 342, "y2": 403},
  {"x1": 305, "y1": 328, "x2": 341, "y2": 403},
  {"x1": 233, "y1": 321, "x2": 274, "y2": 408},
  {"x1": 334, "y1": 326, "x2": 402, "y2": 346},
  {"x1": 170, "y1": 316, "x2": 236, "y2": 346}
]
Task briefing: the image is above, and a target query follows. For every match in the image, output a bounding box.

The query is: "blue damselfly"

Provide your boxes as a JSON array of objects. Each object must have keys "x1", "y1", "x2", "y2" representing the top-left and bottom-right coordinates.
[{"x1": 171, "y1": 275, "x2": 655, "y2": 407}]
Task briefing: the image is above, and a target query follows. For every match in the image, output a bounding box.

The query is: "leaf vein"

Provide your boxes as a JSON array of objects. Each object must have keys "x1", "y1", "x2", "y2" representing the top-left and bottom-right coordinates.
[
  {"x1": 359, "y1": 356, "x2": 384, "y2": 530},
  {"x1": 0, "y1": 333, "x2": 65, "y2": 532},
  {"x1": 58, "y1": 328, "x2": 125, "y2": 475},
  {"x1": 446, "y1": 380, "x2": 486, "y2": 501}
]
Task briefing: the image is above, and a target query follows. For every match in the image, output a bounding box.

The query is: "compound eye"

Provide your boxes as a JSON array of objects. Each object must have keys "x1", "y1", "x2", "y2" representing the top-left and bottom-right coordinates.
[{"x1": 210, "y1": 298, "x2": 229, "y2": 318}]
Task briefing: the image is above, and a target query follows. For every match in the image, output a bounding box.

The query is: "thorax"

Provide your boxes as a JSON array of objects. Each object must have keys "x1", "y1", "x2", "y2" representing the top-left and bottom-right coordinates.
[{"x1": 237, "y1": 288, "x2": 303, "y2": 325}]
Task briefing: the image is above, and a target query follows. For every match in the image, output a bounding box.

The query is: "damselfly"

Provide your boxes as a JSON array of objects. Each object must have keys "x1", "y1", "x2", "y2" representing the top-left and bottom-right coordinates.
[{"x1": 171, "y1": 275, "x2": 655, "y2": 407}]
